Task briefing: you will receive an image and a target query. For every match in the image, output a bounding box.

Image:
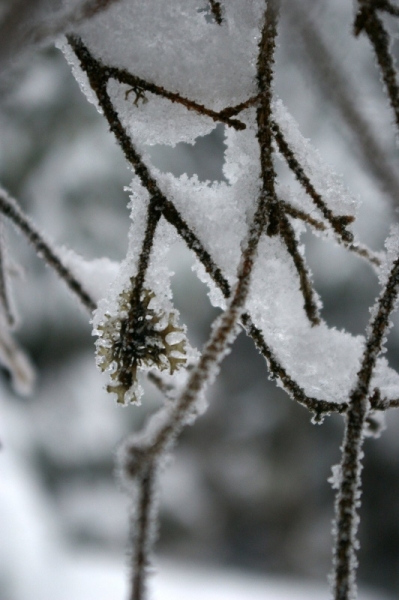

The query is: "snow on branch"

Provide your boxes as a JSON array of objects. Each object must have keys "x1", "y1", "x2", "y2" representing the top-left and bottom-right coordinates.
[{"x1": 3, "y1": 1, "x2": 399, "y2": 599}]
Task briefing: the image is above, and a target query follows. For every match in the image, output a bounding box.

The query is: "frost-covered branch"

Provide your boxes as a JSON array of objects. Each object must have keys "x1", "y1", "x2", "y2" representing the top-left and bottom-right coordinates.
[
  {"x1": 0, "y1": 219, "x2": 16, "y2": 328},
  {"x1": 129, "y1": 464, "x2": 158, "y2": 600},
  {"x1": 0, "y1": 188, "x2": 96, "y2": 313},
  {"x1": 332, "y1": 244, "x2": 399, "y2": 600},
  {"x1": 279, "y1": 213, "x2": 320, "y2": 325},
  {"x1": 355, "y1": 1, "x2": 399, "y2": 132},
  {"x1": 208, "y1": 1, "x2": 223, "y2": 25},
  {"x1": 272, "y1": 120, "x2": 354, "y2": 243},
  {"x1": 287, "y1": 1, "x2": 399, "y2": 204}
]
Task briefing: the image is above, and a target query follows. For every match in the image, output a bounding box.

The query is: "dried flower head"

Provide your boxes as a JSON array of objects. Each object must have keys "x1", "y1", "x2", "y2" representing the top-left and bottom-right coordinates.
[{"x1": 96, "y1": 278, "x2": 187, "y2": 404}]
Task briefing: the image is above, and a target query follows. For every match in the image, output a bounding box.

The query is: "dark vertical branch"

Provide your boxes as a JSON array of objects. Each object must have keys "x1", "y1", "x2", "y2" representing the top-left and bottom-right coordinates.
[
  {"x1": 285, "y1": 1, "x2": 399, "y2": 205},
  {"x1": 332, "y1": 250, "x2": 399, "y2": 600},
  {"x1": 209, "y1": 0, "x2": 223, "y2": 25},
  {"x1": 256, "y1": 0, "x2": 280, "y2": 237},
  {"x1": 355, "y1": 2, "x2": 399, "y2": 132},
  {"x1": 0, "y1": 219, "x2": 15, "y2": 327},
  {"x1": 128, "y1": 200, "x2": 162, "y2": 320},
  {"x1": 130, "y1": 464, "x2": 157, "y2": 600},
  {"x1": 279, "y1": 213, "x2": 320, "y2": 325}
]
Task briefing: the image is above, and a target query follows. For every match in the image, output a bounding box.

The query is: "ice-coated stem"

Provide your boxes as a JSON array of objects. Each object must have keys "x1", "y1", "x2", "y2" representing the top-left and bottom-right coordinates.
[
  {"x1": 0, "y1": 188, "x2": 96, "y2": 313},
  {"x1": 130, "y1": 464, "x2": 157, "y2": 600},
  {"x1": 286, "y1": 0, "x2": 399, "y2": 206},
  {"x1": 0, "y1": 218, "x2": 16, "y2": 327},
  {"x1": 332, "y1": 249, "x2": 399, "y2": 600},
  {"x1": 355, "y1": 0, "x2": 399, "y2": 134}
]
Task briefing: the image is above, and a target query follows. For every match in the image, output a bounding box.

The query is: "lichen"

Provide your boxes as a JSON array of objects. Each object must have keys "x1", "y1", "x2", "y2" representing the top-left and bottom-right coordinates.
[{"x1": 96, "y1": 278, "x2": 187, "y2": 404}]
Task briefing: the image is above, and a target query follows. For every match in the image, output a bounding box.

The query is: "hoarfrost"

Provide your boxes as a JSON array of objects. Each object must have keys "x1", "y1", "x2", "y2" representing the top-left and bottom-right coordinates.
[
  {"x1": 273, "y1": 100, "x2": 359, "y2": 220},
  {"x1": 379, "y1": 224, "x2": 399, "y2": 288},
  {"x1": 0, "y1": 316, "x2": 35, "y2": 396},
  {"x1": 328, "y1": 464, "x2": 342, "y2": 490}
]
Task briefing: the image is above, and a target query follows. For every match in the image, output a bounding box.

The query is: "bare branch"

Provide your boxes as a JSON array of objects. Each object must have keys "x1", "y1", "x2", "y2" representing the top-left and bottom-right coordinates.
[
  {"x1": 272, "y1": 120, "x2": 354, "y2": 243},
  {"x1": 286, "y1": 1, "x2": 399, "y2": 206},
  {"x1": 209, "y1": 0, "x2": 224, "y2": 25},
  {"x1": 279, "y1": 213, "x2": 320, "y2": 325},
  {"x1": 129, "y1": 464, "x2": 158, "y2": 600},
  {"x1": 355, "y1": 1, "x2": 399, "y2": 133},
  {"x1": 332, "y1": 247, "x2": 399, "y2": 600},
  {"x1": 0, "y1": 218, "x2": 16, "y2": 327},
  {"x1": 0, "y1": 189, "x2": 96, "y2": 313}
]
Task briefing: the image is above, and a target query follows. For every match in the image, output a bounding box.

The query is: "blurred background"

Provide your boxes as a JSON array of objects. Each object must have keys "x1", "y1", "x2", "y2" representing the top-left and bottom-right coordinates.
[{"x1": 0, "y1": 1, "x2": 399, "y2": 599}]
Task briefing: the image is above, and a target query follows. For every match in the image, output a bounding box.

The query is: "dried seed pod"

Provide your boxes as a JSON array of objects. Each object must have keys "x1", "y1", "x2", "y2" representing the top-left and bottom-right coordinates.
[{"x1": 96, "y1": 278, "x2": 187, "y2": 404}]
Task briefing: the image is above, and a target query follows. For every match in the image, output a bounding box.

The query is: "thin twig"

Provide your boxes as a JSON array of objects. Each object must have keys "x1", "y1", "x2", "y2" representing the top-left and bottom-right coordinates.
[
  {"x1": 272, "y1": 120, "x2": 354, "y2": 242},
  {"x1": 0, "y1": 189, "x2": 96, "y2": 313},
  {"x1": 370, "y1": 387, "x2": 399, "y2": 409},
  {"x1": 281, "y1": 202, "x2": 326, "y2": 231},
  {"x1": 130, "y1": 464, "x2": 157, "y2": 600},
  {"x1": 332, "y1": 248, "x2": 399, "y2": 600},
  {"x1": 355, "y1": 1, "x2": 399, "y2": 133},
  {"x1": 241, "y1": 313, "x2": 347, "y2": 419},
  {"x1": 69, "y1": 37, "x2": 233, "y2": 300},
  {"x1": 257, "y1": 1, "x2": 280, "y2": 237},
  {"x1": 0, "y1": 219, "x2": 16, "y2": 327},
  {"x1": 68, "y1": 37, "x2": 245, "y2": 131},
  {"x1": 209, "y1": 0, "x2": 223, "y2": 25},
  {"x1": 160, "y1": 199, "x2": 231, "y2": 298},
  {"x1": 279, "y1": 212, "x2": 320, "y2": 325},
  {"x1": 377, "y1": 1, "x2": 399, "y2": 17},
  {"x1": 281, "y1": 202, "x2": 381, "y2": 267},
  {"x1": 147, "y1": 371, "x2": 176, "y2": 398},
  {"x1": 286, "y1": 0, "x2": 399, "y2": 205},
  {"x1": 219, "y1": 95, "x2": 260, "y2": 118}
]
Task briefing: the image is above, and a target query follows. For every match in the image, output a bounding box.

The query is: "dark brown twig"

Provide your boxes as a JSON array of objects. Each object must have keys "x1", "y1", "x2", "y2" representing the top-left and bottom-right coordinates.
[
  {"x1": 0, "y1": 219, "x2": 16, "y2": 327},
  {"x1": 279, "y1": 212, "x2": 320, "y2": 325},
  {"x1": 281, "y1": 202, "x2": 381, "y2": 267},
  {"x1": 219, "y1": 95, "x2": 260, "y2": 118},
  {"x1": 378, "y1": 1, "x2": 399, "y2": 17},
  {"x1": 355, "y1": 1, "x2": 399, "y2": 133},
  {"x1": 130, "y1": 464, "x2": 157, "y2": 600},
  {"x1": 256, "y1": 2, "x2": 280, "y2": 237},
  {"x1": 281, "y1": 202, "x2": 326, "y2": 231},
  {"x1": 209, "y1": 0, "x2": 223, "y2": 25},
  {"x1": 272, "y1": 120, "x2": 354, "y2": 243},
  {"x1": 0, "y1": 189, "x2": 96, "y2": 313},
  {"x1": 241, "y1": 313, "x2": 347, "y2": 420},
  {"x1": 286, "y1": 1, "x2": 399, "y2": 206},
  {"x1": 332, "y1": 249, "x2": 399, "y2": 600},
  {"x1": 67, "y1": 37, "x2": 245, "y2": 131}
]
